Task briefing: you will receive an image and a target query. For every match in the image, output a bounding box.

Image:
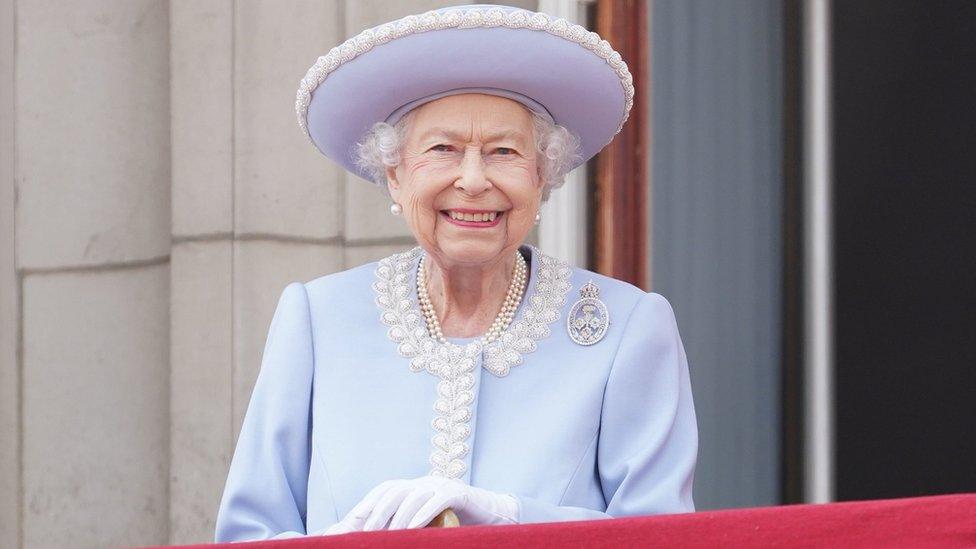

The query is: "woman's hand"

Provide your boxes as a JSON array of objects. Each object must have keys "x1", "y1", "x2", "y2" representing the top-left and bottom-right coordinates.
[{"x1": 324, "y1": 475, "x2": 520, "y2": 533}]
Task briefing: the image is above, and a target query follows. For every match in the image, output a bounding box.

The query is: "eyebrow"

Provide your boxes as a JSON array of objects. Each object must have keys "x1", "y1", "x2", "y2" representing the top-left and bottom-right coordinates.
[{"x1": 417, "y1": 128, "x2": 528, "y2": 146}]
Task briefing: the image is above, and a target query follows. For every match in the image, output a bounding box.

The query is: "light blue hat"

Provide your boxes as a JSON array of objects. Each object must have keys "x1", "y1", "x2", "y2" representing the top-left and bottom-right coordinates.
[{"x1": 296, "y1": 4, "x2": 633, "y2": 182}]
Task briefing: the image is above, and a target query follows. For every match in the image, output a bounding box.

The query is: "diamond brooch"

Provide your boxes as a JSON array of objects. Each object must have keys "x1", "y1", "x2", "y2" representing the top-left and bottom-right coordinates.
[{"x1": 567, "y1": 280, "x2": 610, "y2": 346}]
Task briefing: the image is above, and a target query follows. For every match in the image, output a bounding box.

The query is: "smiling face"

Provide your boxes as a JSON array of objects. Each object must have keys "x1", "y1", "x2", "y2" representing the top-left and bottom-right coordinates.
[{"x1": 386, "y1": 93, "x2": 543, "y2": 268}]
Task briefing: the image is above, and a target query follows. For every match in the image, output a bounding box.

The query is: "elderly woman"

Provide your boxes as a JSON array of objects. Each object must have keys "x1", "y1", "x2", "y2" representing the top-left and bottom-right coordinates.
[{"x1": 215, "y1": 4, "x2": 697, "y2": 541}]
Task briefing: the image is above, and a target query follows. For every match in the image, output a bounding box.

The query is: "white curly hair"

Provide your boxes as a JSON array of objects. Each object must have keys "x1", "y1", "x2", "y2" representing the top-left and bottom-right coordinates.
[{"x1": 354, "y1": 107, "x2": 582, "y2": 201}]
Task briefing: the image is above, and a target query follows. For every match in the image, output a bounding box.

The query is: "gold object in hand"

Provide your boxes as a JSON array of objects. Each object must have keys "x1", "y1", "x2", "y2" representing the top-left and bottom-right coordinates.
[{"x1": 425, "y1": 508, "x2": 460, "y2": 528}]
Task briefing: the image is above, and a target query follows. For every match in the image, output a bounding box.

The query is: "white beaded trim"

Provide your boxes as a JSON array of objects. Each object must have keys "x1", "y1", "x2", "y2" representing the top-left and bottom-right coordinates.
[
  {"x1": 295, "y1": 6, "x2": 634, "y2": 140},
  {"x1": 482, "y1": 250, "x2": 573, "y2": 377},
  {"x1": 372, "y1": 246, "x2": 572, "y2": 478}
]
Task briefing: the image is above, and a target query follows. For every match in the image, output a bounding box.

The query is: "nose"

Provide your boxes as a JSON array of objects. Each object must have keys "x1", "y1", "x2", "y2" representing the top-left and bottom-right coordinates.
[{"x1": 454, "y1": 146, "x2": 491, "y2": 196}]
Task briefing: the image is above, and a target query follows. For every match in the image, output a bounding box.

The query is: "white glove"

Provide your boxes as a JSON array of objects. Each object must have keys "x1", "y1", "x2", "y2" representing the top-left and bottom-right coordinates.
[{"x1": 323, "y1": 475, "x2": 520, "y2": 533}]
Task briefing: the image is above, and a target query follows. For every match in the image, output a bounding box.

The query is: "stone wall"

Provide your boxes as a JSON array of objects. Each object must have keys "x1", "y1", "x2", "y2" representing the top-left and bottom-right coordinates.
[
  {"x1": 7, "y1": 1, "x2": 171, "y2": 547},
  {"x1": 0, "y1": 0, "x2": 536, "y2": 546}
]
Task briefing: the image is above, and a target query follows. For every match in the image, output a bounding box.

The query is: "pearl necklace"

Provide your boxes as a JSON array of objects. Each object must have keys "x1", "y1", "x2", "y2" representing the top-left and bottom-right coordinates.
[{"x1": 417, "y1": 251, "x2": 528, "y2": 345}]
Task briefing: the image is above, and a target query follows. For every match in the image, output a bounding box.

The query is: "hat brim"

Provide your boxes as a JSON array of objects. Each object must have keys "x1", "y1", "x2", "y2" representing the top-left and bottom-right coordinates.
[{"x1": 299, "y1": 6, "x2": 632, "y2": 182}]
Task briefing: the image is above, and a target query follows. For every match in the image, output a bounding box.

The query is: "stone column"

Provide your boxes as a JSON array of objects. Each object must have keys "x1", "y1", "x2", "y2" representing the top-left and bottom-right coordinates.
[
  {"x1": 14, "y1": 1, "x2": 172, "y2": 547},
  {"x1": 169, "y1": 1, "x2": 234, "y2": 544},
  {"x1": 168, "y1": 0, "x2": 344, "y2": 543},
  {"x1": 0, "y1": 0, "x2": 18, "y2": 546}
]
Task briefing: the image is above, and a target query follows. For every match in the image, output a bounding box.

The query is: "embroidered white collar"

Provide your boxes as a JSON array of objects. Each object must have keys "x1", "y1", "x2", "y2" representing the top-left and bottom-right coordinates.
[
  {"x1": 372, "y1": 245, "x2": 572, "y2": 377},
  {"x1": 372, "y1": 245, "x2": 572, "y2": 479}
]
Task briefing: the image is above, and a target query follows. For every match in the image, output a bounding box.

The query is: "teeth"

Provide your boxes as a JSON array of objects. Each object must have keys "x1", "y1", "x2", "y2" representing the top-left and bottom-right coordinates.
[{"x1": 447, "y1": 210, "x2": 498, "y2": 222}]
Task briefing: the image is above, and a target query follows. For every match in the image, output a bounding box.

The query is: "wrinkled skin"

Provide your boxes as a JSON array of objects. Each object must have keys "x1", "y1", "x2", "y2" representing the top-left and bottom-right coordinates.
[{"x1": 386, "y1": 93, "x2": 543, "y2": 338}]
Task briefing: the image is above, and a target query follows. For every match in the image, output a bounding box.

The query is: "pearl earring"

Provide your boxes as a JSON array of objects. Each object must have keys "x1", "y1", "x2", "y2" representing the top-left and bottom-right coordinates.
[
  {"x1": 390, "y1": 203, "x2": 402, "y2": 215},
  {"x1": 534, "y1": 211, "x2": 541, "y2": 225}
]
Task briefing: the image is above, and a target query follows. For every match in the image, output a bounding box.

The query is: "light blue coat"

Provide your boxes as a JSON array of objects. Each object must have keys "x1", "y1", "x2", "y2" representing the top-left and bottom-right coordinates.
[{"x1": 215, "y1": 246, "x2": 698, "y2": 541}]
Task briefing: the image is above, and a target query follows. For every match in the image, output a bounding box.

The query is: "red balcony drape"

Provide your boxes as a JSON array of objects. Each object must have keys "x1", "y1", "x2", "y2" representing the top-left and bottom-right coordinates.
[{"x1": 156, "y1": 494, "x2": 976, "y2": 548}]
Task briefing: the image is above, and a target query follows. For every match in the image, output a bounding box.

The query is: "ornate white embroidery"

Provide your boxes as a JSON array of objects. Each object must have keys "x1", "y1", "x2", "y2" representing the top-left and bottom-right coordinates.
[
  {"x1": 482, "y1": 251, "x2": 573, "y2": 377},
  {"x1": 372, "y1": 246, "x2": 572, "y2": 478},
  {"x1": 296, "y1": 6, "x2": 634, "y2": 138}
]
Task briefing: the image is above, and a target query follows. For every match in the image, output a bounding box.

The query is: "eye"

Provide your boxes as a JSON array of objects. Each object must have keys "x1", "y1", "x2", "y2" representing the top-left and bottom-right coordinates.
[
  {"x1": 428, "y1": 144, "x2": 454, "y2": 152},
  {"x1": 493, "y1": 147, "x2": 516, "y2": 155}
]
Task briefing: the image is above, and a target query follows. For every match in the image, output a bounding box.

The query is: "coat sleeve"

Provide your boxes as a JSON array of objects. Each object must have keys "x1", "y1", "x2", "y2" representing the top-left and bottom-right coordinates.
[
  {"x1": 214, "y1": 282, "x2": 316, "y2": 542},
  {"x1": 516, "y1": 291, "x2": 699, "y2": 523}
]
